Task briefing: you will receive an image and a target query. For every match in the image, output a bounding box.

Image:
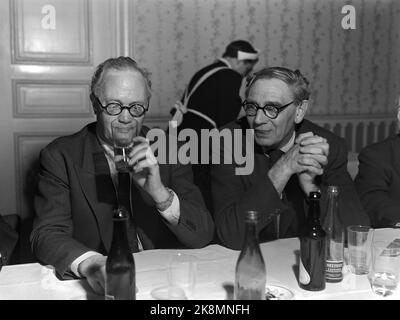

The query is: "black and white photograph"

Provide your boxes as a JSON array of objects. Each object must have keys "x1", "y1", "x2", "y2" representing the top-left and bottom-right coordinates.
[{"x1": 0, "y1": 0, "x2": 399, "y2": 307}]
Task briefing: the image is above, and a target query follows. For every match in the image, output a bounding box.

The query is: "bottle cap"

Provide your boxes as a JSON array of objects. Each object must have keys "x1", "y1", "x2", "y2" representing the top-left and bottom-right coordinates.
[
  {"x1": 245, "y1": 210, "x2": 259, "y2": 222},
  {"x1": 309, "y1": 191, "x2": 321, "y2": 200},
  {"x1": 113, "y1": 206, "x2": 129, "y2": 220},
  {"x1": 327, "y1": 185, "x2": 339, "y2": 194}
]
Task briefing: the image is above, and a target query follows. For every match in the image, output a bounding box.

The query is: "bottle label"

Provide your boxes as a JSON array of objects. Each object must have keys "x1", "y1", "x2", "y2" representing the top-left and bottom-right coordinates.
[
  {"x1": 325, "y1": 260, "x2": 343, "y2": 280},
  {"x1": 299, "y1": 258, "x2": 311, "y2": 285}
]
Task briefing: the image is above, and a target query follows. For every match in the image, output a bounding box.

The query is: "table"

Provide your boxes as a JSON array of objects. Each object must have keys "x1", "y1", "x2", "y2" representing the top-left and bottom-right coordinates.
[{"x1": 1, "y1": 228, "x2": 399, "y2": 300}]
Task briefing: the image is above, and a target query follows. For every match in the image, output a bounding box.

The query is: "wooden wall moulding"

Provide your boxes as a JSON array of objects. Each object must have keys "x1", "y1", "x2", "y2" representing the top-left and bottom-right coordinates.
[
  {"x1": 10, "y1": 0, "x2": 92, "y2": 65},
  {"x1": 14, "y1": 133, "x2": 67, "y2": 220},
  {"x1": 12, "y1": 79, "x2": 93, "y2": 118}
]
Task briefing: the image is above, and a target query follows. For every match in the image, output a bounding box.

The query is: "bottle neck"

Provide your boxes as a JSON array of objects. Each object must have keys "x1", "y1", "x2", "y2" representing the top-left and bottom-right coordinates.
[
  {"x1": 308, "y1": 199, "x2": 321, "y2": 221},
  {"x1": 111, "y1": 218, "x2": 129, "y2": 249},
  {"x1": 243, "y1": 220, "x2": 259, "y2": 249},
  {"x1": 327, "y1": 193, "x2": 338, "y2": 216},
  {"x1": 324, "y1": 191, "x2": 343, "y2": 237}
]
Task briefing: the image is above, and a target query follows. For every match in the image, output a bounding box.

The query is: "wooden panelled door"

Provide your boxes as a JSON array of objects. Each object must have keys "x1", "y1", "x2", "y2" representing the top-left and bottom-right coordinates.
[{"x1": 0, "y1": 0, "x2": 133, "y2": 263}]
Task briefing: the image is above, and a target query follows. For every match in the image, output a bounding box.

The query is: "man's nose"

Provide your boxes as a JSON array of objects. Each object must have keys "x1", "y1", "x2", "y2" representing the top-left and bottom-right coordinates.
[
  {"x1": 118, "y1": 108, "x2": 133, "y2": 123},
  {"x1": 254, "y1": 109, "x2": 268, "y2": 124}
]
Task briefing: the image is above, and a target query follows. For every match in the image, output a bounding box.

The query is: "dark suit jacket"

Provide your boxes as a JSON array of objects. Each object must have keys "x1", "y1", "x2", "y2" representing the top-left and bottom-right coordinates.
[
  {"x1": 0, "y1": 215, "x2": 18, "y2": 264},
  {"x1": 31, "y1": 122, "x2": 214, "y2": 278},
  {"x1": 211, "y1": 118, "x2": 370, "y2": 250},
  {"x1": 178, "y1": 60, "x2": 243, "y2": 131},
  {"x1": 355, "y1": 134, "x2": 400, "y2": 227}
]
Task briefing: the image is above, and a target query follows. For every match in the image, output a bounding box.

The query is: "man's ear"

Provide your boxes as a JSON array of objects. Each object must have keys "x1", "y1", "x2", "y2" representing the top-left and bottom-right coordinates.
[
  {"x1": 294, "y1": 100, "x2": 309, "y2": 124},
  {"x1": 231, "y1": 58, "x2": 242, "y2": 72},
  {"x1": 90, "y1": 93, "x2": 100, "y2": 115}
]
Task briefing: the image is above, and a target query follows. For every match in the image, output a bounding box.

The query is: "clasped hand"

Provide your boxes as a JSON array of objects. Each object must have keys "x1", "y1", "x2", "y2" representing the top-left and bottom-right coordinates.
[
  {"x1": 273, "y1": 132, "x2": 329, "y2": 195},
  {"x1": 295, "y1": 132, "x2": 329, "y2": 194},
  {"x1": 295, "y1": 132, "x2": 329, "y2": 173}
]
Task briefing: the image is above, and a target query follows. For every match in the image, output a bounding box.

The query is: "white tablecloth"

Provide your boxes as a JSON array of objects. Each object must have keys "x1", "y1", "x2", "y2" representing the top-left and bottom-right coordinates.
[{"x1": 1, "y1": 228, "x2": 399, "y2": 300}]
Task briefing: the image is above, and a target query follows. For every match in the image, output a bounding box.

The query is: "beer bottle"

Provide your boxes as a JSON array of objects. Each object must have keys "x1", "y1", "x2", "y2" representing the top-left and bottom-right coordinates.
[
  {"x1": 105, "y1": 206, "x2": 136, "y2": 300},
  {"x1": 323, "y1": 186, "x2": 344, "y2": 283},
  {"x1": 234, "y1": 211, "x2": 266, "y2": 300},
  {"x1": 299, "y1": 191, "x2": 326, "y2": 291}
]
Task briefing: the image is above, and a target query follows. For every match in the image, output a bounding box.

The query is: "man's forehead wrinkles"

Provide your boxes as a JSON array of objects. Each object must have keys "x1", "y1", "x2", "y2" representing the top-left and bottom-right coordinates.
[
  {"x1": 249, "y1": 78, "x2": 294, "y2": 101},
  {"x1": 248, "y1": 89, "x2": 284, "y2": 104}
]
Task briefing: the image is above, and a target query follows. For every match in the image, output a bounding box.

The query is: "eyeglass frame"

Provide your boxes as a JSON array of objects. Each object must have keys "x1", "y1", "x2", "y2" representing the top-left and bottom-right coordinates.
[
  {"x1": 242, "y1": 100, "x2": 295, "y2": 119},
  {"x1": 92, "y1": 94, "x2": 149, "y2": 118}
]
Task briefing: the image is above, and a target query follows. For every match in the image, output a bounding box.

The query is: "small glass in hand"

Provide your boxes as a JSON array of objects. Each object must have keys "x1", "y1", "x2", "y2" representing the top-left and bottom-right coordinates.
[{"x1": 111, "y1": 120, "x2": 137, "y2": 172}]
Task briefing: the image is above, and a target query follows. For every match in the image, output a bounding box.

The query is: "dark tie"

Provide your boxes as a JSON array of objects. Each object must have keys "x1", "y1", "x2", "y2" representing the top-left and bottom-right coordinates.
[
  {"x1": 117, "y1": 172, "x2": 139, "y2": 253},
  {"x1": 266, "y1": 149, "x2": 286, "y2": 238}
]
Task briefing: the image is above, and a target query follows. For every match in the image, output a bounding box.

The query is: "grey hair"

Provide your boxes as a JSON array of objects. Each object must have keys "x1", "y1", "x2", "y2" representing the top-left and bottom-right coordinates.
[
  {"x1": 90, "y1": 56, "x2": 152, "y2": 100},
  {"x1": 245, "y1": 66, "x2": 310, "y2": 104}
]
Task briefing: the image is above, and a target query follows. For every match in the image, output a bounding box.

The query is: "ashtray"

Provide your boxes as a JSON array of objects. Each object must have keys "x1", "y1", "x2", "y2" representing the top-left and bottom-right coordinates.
[
  {"x1": 151, "y1": 286, "x2": 188, "y2": 300},
  {"x1": 266, "y1": 284, "x2": 294, "y2": 300}
]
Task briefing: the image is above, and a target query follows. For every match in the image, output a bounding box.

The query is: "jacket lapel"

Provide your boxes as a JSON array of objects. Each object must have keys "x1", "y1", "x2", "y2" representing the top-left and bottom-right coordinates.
[{"x1": 74, "y1": 125, "x2": 116, "y2": 252}]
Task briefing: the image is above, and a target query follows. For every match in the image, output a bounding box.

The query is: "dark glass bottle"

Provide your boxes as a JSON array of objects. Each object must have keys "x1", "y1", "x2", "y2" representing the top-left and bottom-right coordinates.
[
  {"x1": 299, "y1": 191, "x2": 326, "y2": 291},
  {"x1": 105, "y1": 206, "x2": 136, "y2": 300},
  {"x1": 323, "y1": 186, "x2": 344, "y2": 283},
  {"x1": 234, "y1": 211, "x2": 266, "y2": 300}
]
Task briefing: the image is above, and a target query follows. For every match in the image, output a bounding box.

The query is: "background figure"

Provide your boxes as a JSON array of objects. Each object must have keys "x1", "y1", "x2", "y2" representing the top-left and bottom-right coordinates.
[
  {"x1": 172, "y1": 40, "x2": 259, "y2": 214},
  {"x1": 31, "y1": 57, "x2": 214, "y2": 295},
  {"x1": 211, "y1": 67, "x2": 370, "y2": 250},
  {"x1": 355, "y1": 106, "x2": 400, "y2": 227},
  {"x1": 0, "y1": 214, "x2": 18, "y2": 266}
]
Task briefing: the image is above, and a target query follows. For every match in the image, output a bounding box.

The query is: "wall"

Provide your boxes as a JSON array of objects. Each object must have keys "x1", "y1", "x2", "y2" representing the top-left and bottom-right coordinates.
[{"x1": 130, "y1": 0, "x2": 400, "y2": 121}]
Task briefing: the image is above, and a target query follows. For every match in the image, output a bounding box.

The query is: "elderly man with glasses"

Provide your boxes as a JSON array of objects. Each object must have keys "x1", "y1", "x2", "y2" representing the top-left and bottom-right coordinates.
[
  {"x1": 31, "y1": 57, "x2": 214, "y2": 295},
  {"x1": 211, "y1": 66, "x2": 370, "y2": 250}
]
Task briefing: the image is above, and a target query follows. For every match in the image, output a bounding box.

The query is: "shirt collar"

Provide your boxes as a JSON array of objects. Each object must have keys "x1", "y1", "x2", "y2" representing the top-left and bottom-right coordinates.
[
  {"x1": 96, "y1": 131, "x2": 114, "y2": 159},
  {"x1": 218, "y1": 58, "x2": 232, "y2": 69},
  {"x1": 280, "y1": 132, "x2": 295, "y2": 153}
]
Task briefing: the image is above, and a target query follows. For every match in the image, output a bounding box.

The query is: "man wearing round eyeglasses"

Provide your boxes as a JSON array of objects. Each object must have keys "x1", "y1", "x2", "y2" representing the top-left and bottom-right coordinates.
[
  {"x1": 211, "y1": 66, "x2": 370, "y2": 250},
  {"x1": 31, "y1": 57, "x2": 214, "y2": 295}
]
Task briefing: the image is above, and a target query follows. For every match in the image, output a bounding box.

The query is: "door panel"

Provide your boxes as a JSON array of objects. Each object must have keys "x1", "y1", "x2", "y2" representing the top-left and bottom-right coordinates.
[
  {"x1": 0, "y1": 0, "x2": 128, "y2": 263},
  {"x1": 13, "y1": 80, "x2": 91, "y2": 117},
  {"x1": 11, "y1": 0, "x2": 91, "y2": 64}
]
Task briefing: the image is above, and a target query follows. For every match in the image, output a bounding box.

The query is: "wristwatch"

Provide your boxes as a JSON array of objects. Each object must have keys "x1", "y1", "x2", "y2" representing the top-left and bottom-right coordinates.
[{"x1": 155, "y1": 187, "x2": 174, "y2": 211}]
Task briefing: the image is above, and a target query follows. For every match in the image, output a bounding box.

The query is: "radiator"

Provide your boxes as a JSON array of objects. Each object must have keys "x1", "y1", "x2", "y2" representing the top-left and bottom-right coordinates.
[{"x1": 308, "y1": 114, "x2": 398, "y2": 153}]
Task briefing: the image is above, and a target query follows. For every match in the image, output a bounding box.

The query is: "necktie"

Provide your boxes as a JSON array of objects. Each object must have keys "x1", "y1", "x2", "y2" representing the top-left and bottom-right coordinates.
[
  {"x1": 266, "y1": 149, "x2": 286, "y2": 239},
  {"x1": 117, "y1": 172, "x2": 139, "y2": 253}
]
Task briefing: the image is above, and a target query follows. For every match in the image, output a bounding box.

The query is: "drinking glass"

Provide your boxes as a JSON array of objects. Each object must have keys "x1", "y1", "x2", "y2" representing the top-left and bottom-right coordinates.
[
  {"x1": 167, "y1": 253, "x2": 198, "y2": 300},
  {"x1": 368, "y1": 241, "x2": 400, "y2": 297},
  {"x1": 111, "y1": 120, "x2": 137, "y2": 172},
  {"x1": 347, "y1": 225, "x2": 373, "y2": 275}
]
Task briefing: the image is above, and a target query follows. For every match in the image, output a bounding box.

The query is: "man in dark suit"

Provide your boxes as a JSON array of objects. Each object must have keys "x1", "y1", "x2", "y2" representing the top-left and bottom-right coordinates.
[
  {"x1": 355, "y1": 132, "x2": 400, "y2": 227},
  {"x1": 211, "y1": 67, "x2": 370, "y2": 250},
  {"x1": 31, "y1": 57, "x2": 214, "y2": 294},
  {"x1": 0, "y1": 215, "x2": 18, "y2": 266},
  {"x1": 173, "y1": 40, "x2": 259, "y2": 213}
]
